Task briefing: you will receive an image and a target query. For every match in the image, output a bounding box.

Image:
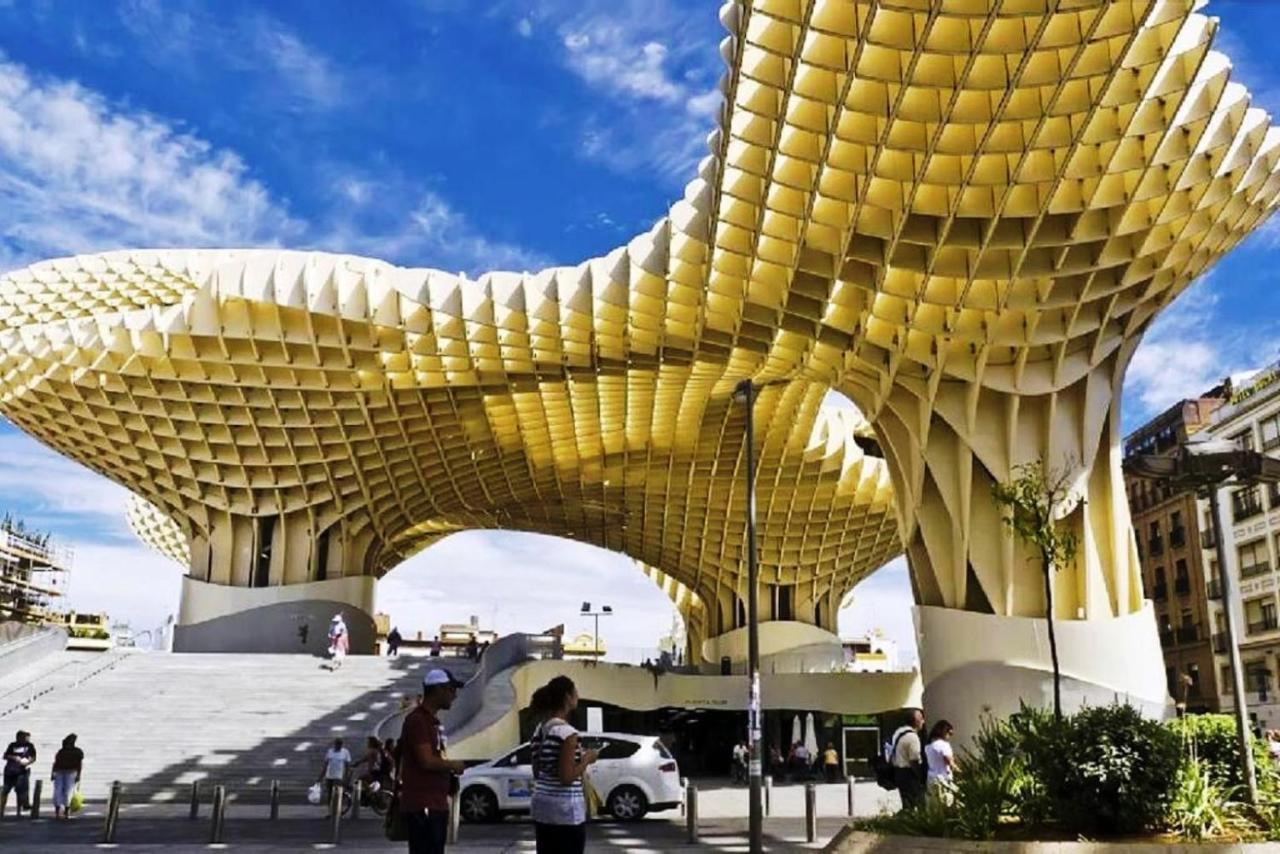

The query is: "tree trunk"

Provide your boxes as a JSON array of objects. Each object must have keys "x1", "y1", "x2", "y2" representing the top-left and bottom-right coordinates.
[{"x1": 1043, "y1": 554, "x2": 1062, "y2": 722}]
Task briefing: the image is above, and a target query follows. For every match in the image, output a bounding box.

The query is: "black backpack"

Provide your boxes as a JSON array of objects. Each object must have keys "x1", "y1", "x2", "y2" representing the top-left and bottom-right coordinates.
[{"x1": 870, "y1": 729, "x2": 909, "y2": 790}]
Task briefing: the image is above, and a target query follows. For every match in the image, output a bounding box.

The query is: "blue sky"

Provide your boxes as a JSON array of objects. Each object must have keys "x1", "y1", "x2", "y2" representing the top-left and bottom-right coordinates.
[{"x1": 0, "y1": 1, "x2": 1277, "y2": 661}]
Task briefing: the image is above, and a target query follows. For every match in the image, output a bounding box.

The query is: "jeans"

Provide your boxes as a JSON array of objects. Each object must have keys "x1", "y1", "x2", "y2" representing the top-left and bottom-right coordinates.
[
  {"x1": 894, "y1": 766, "x2": 925, "y2": 811},
  {"x1": 405, "y1": 808, "x2": 448, "y2": 854},
  {"x1": 2, "y1": 768, "x2": 31, "y2": 811},
  {"x1": 52, "y1": 771, "x2": 78, "y2": 809},
  {"x1": 535, "y1": 822, "x2": 586, "y2": 854}
]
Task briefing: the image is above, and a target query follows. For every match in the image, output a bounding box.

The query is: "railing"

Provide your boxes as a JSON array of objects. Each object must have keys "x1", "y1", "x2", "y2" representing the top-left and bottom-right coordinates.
[
  {"x1": 1152, "y1": 582, "x2": 1168, "y2": 601},
  {"x1": 1213, "y1": 632, "x2": 1229, "y2": 654},
  {"x1": 1241, "y1": 562, "x2": 1272, "y2": 580},
  {"x1": 1234, "y1": 491, "x2": 1264, "y2": 522},
  {"x1": 1149, "y1": 537, "x2": 1165, "y2": 556},
  {"x1": 1160, "y1": 629, "x2": 1175, "y2": 646},
  {"x1": 1248, "y1": 617, "x2": 1279, "y2": 635},
  {"x1": 1170, "y1": 527, "x2": 1187, "y2": 549},
  {"x1": 1175, "y1": 625, "x2": 1199, "y2": 644},
  {"x1": 1203, "y1": 528, "x2": 1217, "y2": 549},
  {"x1": 1207, "y1": 580, "x2": 1222, "y2": 600},
  {"x1": 1175, "y1": 576, "x2": 1191, "y2": 596},
  {"x1": 0, "y1": 650, "x2": 128, "y2": 719}
]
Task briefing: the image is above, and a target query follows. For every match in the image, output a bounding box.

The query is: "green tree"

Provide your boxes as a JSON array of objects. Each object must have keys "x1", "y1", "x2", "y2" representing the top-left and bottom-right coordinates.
[{"x1": 991, "y1": 460, "x2": 1080, "y2": 722}]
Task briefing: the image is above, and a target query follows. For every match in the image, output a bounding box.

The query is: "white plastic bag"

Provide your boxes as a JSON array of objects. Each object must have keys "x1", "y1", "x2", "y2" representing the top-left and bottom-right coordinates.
[{"x1": 307, "y1": 782, "x2": 323, "y2": 805}]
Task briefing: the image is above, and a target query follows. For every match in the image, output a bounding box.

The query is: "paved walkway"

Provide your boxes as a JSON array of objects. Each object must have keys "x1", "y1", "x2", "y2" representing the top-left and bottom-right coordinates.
[{"x1": 0, "y1": 780, "x2": 890, "y2": 851}]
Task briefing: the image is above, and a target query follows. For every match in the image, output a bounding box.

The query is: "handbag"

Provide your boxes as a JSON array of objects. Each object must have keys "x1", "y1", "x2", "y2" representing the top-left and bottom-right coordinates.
[{"x1": 384, "y1": 793, "x2": 408, "y2": 841}]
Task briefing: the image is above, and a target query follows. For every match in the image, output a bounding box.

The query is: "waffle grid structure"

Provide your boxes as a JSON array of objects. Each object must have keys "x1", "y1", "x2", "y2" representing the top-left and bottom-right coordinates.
[{"x1": 3, "y1": 0, "x2": 1280, "y2": 656}]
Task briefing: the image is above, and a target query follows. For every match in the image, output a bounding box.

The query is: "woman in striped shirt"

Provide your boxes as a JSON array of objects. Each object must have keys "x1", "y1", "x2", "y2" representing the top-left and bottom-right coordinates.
[{"x1": 529, "y1": 675, "x2": 598, "y2": 854}]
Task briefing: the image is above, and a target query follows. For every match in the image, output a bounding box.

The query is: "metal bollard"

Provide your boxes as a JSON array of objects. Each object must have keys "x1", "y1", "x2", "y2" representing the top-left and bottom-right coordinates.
[
  {"x1": 101, "y1": 781, "x2": 122, "y2": 843},
  {"x1": 685, "y1": 783, "x2": 699, "y2": 842},
  {"x1": 764, "y1": 775, "x2": 772, "y2": 817},
  {"x1": 269, "y1": 780, "x2": 280, "y2": 820},
  {"x1": 447, "y1": 792, "x2": 461, "y2": 843},
  {"x1": 679, "y1": 777, "x2": 688, "y2": 816},
  {"x1": 329, "y1": 785, "x2": 343, "y2": 844},
  {"x1": 210, "y1": 785, "x2": 226, "y2": 844},
  {"x1": 846, "y1": 775, "x2": 856, "y2": 817},
  {"x1": 30, "y1": 779, "x2": 42, "y2": 819},
  {"x1": 189, "y1": 781, "x2": 200, "y2": 820},
  {"x1": 804, "y1": 782, "x2": 817, "y2": 842}
]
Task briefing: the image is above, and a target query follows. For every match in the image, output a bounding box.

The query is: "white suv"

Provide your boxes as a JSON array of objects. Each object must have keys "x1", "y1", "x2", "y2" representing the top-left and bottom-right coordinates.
[{"x1": 459, "y1": 732, "x2": 682, "y2": 822}]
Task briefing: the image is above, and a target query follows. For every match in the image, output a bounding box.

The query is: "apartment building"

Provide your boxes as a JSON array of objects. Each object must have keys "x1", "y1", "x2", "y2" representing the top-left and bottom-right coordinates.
[
  {"x1": 1203, "y1": 359, "x2": 1280, "y2": 731},
  {"x1": 0, "y1": 515, "x2": 72, "y2": 625},
  {"x1": 1124, "y1": 390, "x2": 1229, "y2": 712}
]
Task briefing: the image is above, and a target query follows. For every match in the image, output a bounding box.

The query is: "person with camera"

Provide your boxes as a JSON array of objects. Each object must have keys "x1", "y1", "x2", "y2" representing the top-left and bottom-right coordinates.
[{"x1": 529, "y1": 675, "x2": 598, "y2": 854}]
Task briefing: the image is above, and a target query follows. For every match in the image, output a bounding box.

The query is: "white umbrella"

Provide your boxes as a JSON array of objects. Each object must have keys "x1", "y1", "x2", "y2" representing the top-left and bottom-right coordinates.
[
  {"x1": 804, "y1": 712, "x2": 820, "y2": 760},
  {"x1": 790, "y1": 714, "x2": 802, "y2": 748}
]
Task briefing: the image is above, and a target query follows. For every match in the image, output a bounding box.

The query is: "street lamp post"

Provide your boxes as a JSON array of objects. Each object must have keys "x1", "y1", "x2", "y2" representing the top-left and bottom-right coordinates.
[
  {"x1": 580, "y1": 603, "x2": 612, "y2": 661},
  {"x1": 733, "y1": 379, "x2": 763, "y2": 854},
  {"x1": 1125, "y1": 438, "x2": 1280, "y2": 805}
]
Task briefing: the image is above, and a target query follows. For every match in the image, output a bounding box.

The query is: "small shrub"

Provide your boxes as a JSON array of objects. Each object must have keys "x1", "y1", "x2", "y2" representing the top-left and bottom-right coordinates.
[
  {"x1": 1167, "y1": 714, "x2": 1276, "y2": 795},
  {"x1": 1167, "y1": 756, "x2": 1237, "y2": 840},
  {"x1": 854, "y1": 799, "x2": 957, "y2": 838},
  {"x1": 1028, "y1": 704, "x2": 1182, "y2": 835}
]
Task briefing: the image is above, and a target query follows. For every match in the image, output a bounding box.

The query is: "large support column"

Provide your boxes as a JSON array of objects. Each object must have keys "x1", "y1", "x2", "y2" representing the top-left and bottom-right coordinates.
[
  {"x1": 174, "y1": 575, "x2": 378, "y2": 654},
  {"x1": 864, "y1": 346, "x2": 1169, "y2": 722}
]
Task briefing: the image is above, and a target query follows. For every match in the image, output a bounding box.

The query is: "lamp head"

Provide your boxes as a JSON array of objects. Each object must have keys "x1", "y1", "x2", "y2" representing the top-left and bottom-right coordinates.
[{"x1": 581, "y1": 602, "x2": 591, "y2": 614}]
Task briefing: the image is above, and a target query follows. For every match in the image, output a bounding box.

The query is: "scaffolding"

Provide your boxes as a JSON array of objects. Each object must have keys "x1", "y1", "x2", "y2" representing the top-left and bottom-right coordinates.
[{"x1": 0, "y1": 515, "x2": 72, "y2": 626}]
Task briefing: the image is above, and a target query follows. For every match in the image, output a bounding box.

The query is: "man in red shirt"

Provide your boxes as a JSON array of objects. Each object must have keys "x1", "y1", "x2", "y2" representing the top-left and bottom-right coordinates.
[{"x1": 398, "y1": 668, "x2": 466, "y2": 854}]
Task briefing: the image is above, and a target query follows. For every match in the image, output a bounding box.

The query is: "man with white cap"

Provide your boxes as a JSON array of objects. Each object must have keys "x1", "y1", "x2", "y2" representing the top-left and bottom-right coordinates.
[{"x1": 398, "y1": 668, "x2": 466, "y2": 853}]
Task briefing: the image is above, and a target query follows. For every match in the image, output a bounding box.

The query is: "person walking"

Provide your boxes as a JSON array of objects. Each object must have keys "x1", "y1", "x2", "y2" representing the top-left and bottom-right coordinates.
[
  {"x1": 50, "y1": 733, "x2": 83, "y2": 820},
  {"x1": 529, "y1": 675, "x2": 598, "y2": 854},
  {"x1": 1, "y1": 729, "x2": 36, "y2": 817},
  {"x1": 731, "y1": 741, "x2": 748, "y2": 785},
  {"x1": 317, "y1": 738, "x2": 352, "y2": 815},
  {"x1": 388, "y1": 627, "x2": 403, "y2": 657},
  {"x1": 889, "y1": 710, "x2": 926, "y2": 811},
  {"x1": 430, "y1": 635, "x2": 442, "y2": 657},
  {"x1": 328, "y1": 615, "x2": 349, "y2": 670},
  {"x1": 823, "y1": 742, "x2": 840, "y2": 783},
  {"x1": 923, "y1": 720, "x2": 956, "y2": 804},
  {"x1": 398, "y1": 668, "x2": 466, "y2": 854}
]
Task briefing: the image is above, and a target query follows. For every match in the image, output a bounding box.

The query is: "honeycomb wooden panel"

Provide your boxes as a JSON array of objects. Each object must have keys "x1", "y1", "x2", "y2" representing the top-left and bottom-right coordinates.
[{"x1": 4, "y1": 0, "x2": 1280, "y2": 640}]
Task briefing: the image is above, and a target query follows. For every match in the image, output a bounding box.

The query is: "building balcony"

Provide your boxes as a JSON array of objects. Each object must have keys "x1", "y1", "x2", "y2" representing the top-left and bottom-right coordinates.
[
  {"x1": 1233, "y1": 493, "x2": 1264, "y2": 522},
  {"x1": 1241, "y1": 562, "x2": 1272, "y2": 580},
  {"x1": 1207, "y1": 579, "x2": 1222, "y2": 600},
  {"x1": 1248, "y1": 616, "x2": 1279, "y2": 635},
  {"x1": 1175, "y1": 576, "x2": 1191, "y2": 596},
  {"x1": 1170, "y1": 527, "x2": 1187, "y2": 549},
  {"x1": 1203, "y1": 528, "x2": 1217, "y2": 549},
  {"x1": 1149, "y1": 537, "x2": 1165, "y2": 556},
  {"x1": 1152, "y1": 581, "x2": 1168, "y2": 601},
  {"x1": 1175, "y1": 625, "x2": 1200, "y2": 644},
  {"x1": 1212, "y1": 632, "x2": 1229, "y2": 654},
  {"x1": 1160, "y1": 629, "x2": 1175, "y2": 646}
]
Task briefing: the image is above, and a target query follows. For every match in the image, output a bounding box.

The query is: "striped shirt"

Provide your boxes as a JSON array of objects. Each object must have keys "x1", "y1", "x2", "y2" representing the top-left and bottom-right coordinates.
[{"x1": 530, "y1": 718, "x2": 585, "y2": 826}]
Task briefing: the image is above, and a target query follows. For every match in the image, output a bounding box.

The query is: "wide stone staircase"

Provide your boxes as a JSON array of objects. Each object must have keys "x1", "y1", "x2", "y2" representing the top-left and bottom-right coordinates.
[{"x1": 0, "y1": 650, "x2": 478, "y2": 801}]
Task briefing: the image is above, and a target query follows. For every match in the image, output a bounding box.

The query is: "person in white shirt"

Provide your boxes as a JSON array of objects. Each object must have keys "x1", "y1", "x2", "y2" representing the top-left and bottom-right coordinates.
[
  {"x1": 317, "y1": 737, "x2": 352, "y2": 815},
  {"x1": 923, "y1": 720, "x2": 956, "y2": 804},
  {"x1": 889, "y1": 709, "x2": 925, "y2": 810}
]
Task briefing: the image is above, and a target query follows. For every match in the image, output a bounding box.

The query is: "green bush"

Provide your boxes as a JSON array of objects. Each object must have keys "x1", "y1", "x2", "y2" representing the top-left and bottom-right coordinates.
[
  {"x1": 1167, "y1": 714, "x2": 1278, "y2": 797},
  {"x1": 1025, "y1": 704, "x2": 1182, "y2": 835},
  {"x1": 1167, "y1": 756, "x2": 1238, "y2": 840}
]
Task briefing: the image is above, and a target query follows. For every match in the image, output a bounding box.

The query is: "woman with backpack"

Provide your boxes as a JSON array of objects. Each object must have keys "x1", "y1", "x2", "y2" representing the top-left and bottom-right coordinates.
[{"x1": 528, "y1": 676, "x2": 598, "y2": 854}]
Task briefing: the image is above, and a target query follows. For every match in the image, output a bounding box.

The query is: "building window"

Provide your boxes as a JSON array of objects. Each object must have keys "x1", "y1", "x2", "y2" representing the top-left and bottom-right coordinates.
[
  {"x1": 1247, "y1": 597, "x2": 1279, "y2": 634},
  {"x1": 1233, "y1": 486, "x2": 1264, "y2": 522},
  {"x1": 1222, "y1": 665, "x2": 1234, "y2": 694},
  {"x1": 1233, "y1": 429, "x2": 1256, "y2": 453},
  {"x1": 1170, "y1": 511, "x2": 1186, "y2": 548},
  {"x1": 1153, "y1": 567, "x2": 1167, "y2": 600},
  {"x1": 1186, "y1": 663, "x2": 1202, "y2": 698},
  {"x1": 1149, "y1": 520, "x2": 1164, "y2": 555},
  {"x1": 1261, "y1": 413, "x2": 1280, "y2": 452},
  {"x1": 1177, "y1": 608, "x2": 1197, "y2": 643},
  {"x1": 1174, "y1": 559, "x2": 1190, "y2": 595},
  {"x1": 1239, "y1": 539, "x2": 1271, "y2": 579}
]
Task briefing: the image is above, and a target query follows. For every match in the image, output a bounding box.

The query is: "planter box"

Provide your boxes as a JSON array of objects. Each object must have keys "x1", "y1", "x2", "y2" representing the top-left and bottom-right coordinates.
[{"x1": 824, "y1": 828, "x2": 1275, "y2": 853}]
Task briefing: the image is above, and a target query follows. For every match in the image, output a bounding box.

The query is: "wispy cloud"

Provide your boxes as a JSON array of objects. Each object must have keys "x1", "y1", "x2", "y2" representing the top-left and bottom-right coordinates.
[
  {"x1": 1124, "y1": 275, "x2": 1280, "y2": 426},
  {"x1": 0, "y1": 55, "x2": 301, "y2": 267}
]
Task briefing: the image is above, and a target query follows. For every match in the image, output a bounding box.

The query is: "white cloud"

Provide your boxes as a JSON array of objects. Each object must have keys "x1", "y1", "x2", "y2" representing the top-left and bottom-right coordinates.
[
  {"x1": 1124, "y1": 275, "x2": 1280, "y2": 424},
  {"x1": 323, "y1": 189, "x2": 552, "y2": 275},
  {"x1": 838, "y1": 557, "x2": 919, "y2": 666},
  {"x1": 560, "y1": 24, "x2": 684, "y2": 102},
  {"x1": 248, "y1": 15, "x2": 344, "y2": 110},
  {"x1": 0, "y1": 56, "x2": 301, "y2": 267},
  {"x1": 516, "y1": 17, "x2": 533, "y2": 38},
  {"x1": 376, "y1": 531, "x2": 680, "y2": 663}
]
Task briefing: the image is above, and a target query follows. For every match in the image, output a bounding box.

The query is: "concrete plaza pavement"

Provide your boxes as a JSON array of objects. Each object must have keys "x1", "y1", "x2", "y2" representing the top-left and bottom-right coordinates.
[{"x1": 0, "y1": 779, "x2": 898, "y2": 852}]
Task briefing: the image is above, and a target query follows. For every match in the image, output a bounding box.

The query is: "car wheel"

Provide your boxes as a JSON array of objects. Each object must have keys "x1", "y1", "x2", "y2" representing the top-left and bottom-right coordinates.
[
  {"x1": 459, "y1": 786, "x2": 499, "y2": 823},
  {"x1": 606, "y1": 785, "x2": 648, "y2": 821}
]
